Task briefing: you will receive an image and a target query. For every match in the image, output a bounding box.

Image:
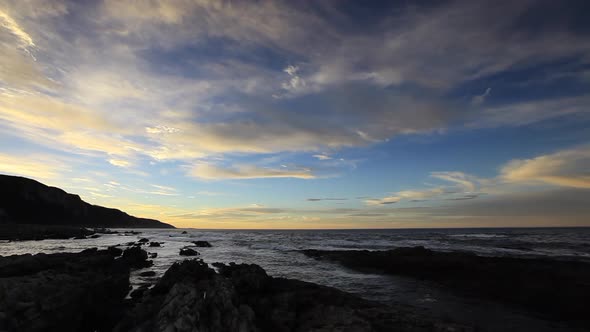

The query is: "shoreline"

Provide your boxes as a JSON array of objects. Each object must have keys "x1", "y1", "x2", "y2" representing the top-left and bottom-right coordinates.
[
  {"x1": 302, "y1": 246, "x2": 590, "y2": 329},
  {"x1": 1, "y1": 247, "x2": 472, "y2": 332}
]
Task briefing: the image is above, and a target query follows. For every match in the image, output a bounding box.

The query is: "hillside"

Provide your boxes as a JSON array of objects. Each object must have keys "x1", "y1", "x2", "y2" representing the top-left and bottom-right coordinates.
[{"x1": 0, "y1": 174, "x2": 174, "y2": 228}]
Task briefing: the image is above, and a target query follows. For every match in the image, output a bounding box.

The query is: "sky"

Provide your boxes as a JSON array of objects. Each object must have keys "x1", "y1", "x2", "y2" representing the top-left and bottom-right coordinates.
[{"x1": 0, "y1": 0, "x2": 589, "y2": 229}]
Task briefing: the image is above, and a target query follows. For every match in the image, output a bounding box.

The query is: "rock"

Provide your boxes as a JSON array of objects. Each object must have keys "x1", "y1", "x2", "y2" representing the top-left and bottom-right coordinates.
[
  {"x1": 130, "y1": 288, "x2": 147, "y2": 299},
  {"x1": 73, "y1": 235, "x2": 86, "y2": 240},
  {"x1": 181, "y1": 231, "x2": 188, "y2": 234},
  {"x1": 148, "y1": 242, "x2": 161, "y2": 247},
  {"x1": 0, "y1": 174, "x2": 174, "y2": 229},
  {"x1": 107, "y1": 246, "x2": 123, "y2": 257},
  {"x1": 0, "y1": 249, "x2": 137, "y2": 331},
  {"x1": 121, "y1": 247, "x2": 152, "y2": 268},
  {"x1": 192, "y1": 240, "x2": 212, "y2": 247},
  {"x1": 137, "y1": 238, "x2": 149, "y2": 243},
  {"x1": 179, "y1": 247, "x2": 199, "y2": 256},
  {"x1": 115, "y1": 260, "x2": 470, "y2": 332},
  {"x1": 302, "y1": 247, "x2": 590, "y2": 326},
  {"x1": 139, "y1": 271, "x2": 156, "y2": 277},
  {"x1": 148, "y1": 253, "x2": 157, "y2": 259},
  {"x1": 88, "y1": 234, "x2": 101, "y2": 238}
]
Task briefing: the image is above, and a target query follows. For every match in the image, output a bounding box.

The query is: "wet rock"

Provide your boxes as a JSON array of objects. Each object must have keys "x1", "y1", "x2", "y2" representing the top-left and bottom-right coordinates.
[
  {"x1": 115, "y1": 260, "x2": 471, "y2": 332},
  {"x1": 192, "y1": 240, "x2": 212, "y2": 247},
  {"x1": 107, "y1": 246, "x2": 123, "y2": 257},
  {"x1": 0, "y1": 249, "x2": 137, "y2": 331},
  {"x1": 121, "y1": 247, "x2": 152, "y2": 268},
  {"x1": 148, "y1": 242, "x2": 161, "y2": 247},
  {"x1": 179, "y1": 247, "x2": 199, "y2": 256},
  {"x1": 130, "y1": 288, "x2": 147, "y2": 299},
  {"x1": 302, "y1": 247, "x2": 590, "y2": 327},
  {"x1": 139, "y1": 271, "x2": 156, "y2": 277}
]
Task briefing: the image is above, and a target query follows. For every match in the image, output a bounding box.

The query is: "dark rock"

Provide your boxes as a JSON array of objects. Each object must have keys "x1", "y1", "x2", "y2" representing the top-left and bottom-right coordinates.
[
  {"x1": 137, "y1": 238, "x2": 149, "y2": 243},
  {"x1": 192, "y1": 240, "x2": 212, "y2": 247},
  {"x1": 148, "y1": 242, "x2": 161, "y2": 247},
  {"x1": 0, "y1": 174, "x2": 174, "y2": 229},
  {"x1": 181, "y1": 231, "x2": 188, "y2": 234},
  {"x1": 0, "y1": 249, "x2": 137, "y2": 331},
  {"x1": 107, "y1": 246, "x2": 123, "y2": 257},
  {"x1": 93, "y1": 228, "x2": 118, "y2": 234},
  {"x1": 130, "y1": 288, "x2": 147, "y2": 299},
  {"x1": 302, "y1": 247, "x2": 590, "y2": 327},
  {"x1": 179, "y1": 247, "x2": 199, "y2": 256},
  {"x1": 121, "y1": 247, "x2": 152, "y2": 268},
  {"x1": 139, "y1": 271, "x2": 156, "y2": 277},
  {"x1": 115, "y1": 260, "x2": 470, "y2": 332},
  {"x1": 148, "y1": 253, "x2": 157, "y2": 259},
  {"x1": 0, "y1": 224, "x2": 95, "y2": 241},
  {"x1": 88, "y1": 234, "x2": 101, "y2": 238}
]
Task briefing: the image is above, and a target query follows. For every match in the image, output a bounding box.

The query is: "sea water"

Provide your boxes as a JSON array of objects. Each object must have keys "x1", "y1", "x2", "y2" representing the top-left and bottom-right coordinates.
[{"x1": 1, "y1": 227, "x2": 588, "y2": 331}]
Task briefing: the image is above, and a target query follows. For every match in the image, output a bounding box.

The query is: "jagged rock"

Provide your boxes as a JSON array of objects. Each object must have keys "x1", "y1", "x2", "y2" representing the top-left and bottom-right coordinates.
[
  {"x1": 192, "y1": 240, "x2": 212, "y2": 247},
  {"x1": 115, "y1": 260, "x2": 472, "y2": 332},
  {"x1": 107, "y1": 246, "x2": 123, "y2": 257},
  {"x1": 0, "y1": 249, "x2": 143, "y2": 332},
  {"x1": 179, "y1": 247, "x2": 199, "y2": 256},
  {"x1": 302, "y1": 247, "x2": 590, "y2": 326},
  {"x1": 121, "y1": 247, "x2": 152, "y2": 268}
]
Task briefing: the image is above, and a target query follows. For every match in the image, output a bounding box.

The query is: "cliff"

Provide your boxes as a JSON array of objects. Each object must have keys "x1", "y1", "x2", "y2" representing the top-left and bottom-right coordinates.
[{"x1": 0, "y1": 174, "x2": 174, "y2": 228}]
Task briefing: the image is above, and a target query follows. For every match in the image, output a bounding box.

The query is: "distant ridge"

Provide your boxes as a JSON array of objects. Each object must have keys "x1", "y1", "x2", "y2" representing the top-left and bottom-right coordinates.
[{"x1": 0, "y1": 174, "x2": 174, "y2": 228}]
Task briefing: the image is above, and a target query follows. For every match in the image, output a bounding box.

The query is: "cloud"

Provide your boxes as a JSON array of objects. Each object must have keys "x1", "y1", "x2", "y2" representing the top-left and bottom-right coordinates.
[
  {"x1": 0, "y1": 9, "x2": 35, "y2": 48},
  {"x1": 366, "y1": 171, "x2": 481, "y2": 205},
  {"x1": 0, "y1": 152, "x2": 65, "y2": 180},
  {"x1": 471, "y1": 87, "x2": 491, "y2": 105},
  {"x1": 501, "y1": 146, "x2": 590, "y2": 188},
  {"x1": 430, "y1": 172, "x2": 478, "y2": 192},
  {"x1": 313, "y1": 154, "x2": 332, "y2": 160},
  {"x1": 306, "y1": 198, "x2": 347, "y2": 202},
  {"x1": 190, "y1": 163, "x2": 316, "y2": 180},
  {"x1": 472, "y1": 96, "x2": 590, "y2": 128},
  {"x1": 109, "y1": 159, "x2": 132, "y2": 168}
]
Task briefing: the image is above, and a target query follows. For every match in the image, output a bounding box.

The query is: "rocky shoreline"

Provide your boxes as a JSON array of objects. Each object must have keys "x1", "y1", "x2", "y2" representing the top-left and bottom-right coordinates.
[
  {"x1": 0, "y1": 247, "x2": 472, "y2": 332},
  {"x1": 302, "y1": 246, "x2": 590, "y2": 329}
]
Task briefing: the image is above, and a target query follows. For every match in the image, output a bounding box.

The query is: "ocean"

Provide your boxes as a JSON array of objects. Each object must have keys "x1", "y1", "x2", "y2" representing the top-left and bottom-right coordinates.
[{"x1": 1, "y1": 227, "x2": 589, "y2": 331}]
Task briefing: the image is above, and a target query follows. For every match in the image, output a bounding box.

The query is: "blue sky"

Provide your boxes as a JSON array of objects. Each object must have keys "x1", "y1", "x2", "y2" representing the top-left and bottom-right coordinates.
[{"x1": 0, "y1": 0, "x2": 589, "y2": 228}]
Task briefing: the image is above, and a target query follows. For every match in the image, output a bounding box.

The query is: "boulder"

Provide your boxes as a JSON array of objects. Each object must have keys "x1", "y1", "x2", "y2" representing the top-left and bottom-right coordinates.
[
  {"x1": 192, "y1": 240, "x2": 212, "y2": 247},
  {"x1": 121, "y1": 247, "x2": 152, "y2": 268},
  {"x1": 0, "y1": 249, "x2": 136, "y2": 331},
  {"x1": 179, "y1": 247, "x2": 199, "y2": 256}
]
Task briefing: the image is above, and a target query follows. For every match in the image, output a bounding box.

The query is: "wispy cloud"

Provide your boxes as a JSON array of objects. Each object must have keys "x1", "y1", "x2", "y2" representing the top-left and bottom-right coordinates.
[
  {"x1": 190, "y1": 163, "x2": 316, "y2": 180},
  {"x1": 306, "y1": 198, "x2": 347, "y2": 202},
  {"x1": 501, "y1": 146, "x2": 590, "y2": 188}
]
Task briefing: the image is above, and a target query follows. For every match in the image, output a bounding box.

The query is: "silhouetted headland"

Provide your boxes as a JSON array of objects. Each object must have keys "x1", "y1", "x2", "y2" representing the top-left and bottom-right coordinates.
[{"x1": 0, "y1": 174, "x2": 174, "y2": 240}]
